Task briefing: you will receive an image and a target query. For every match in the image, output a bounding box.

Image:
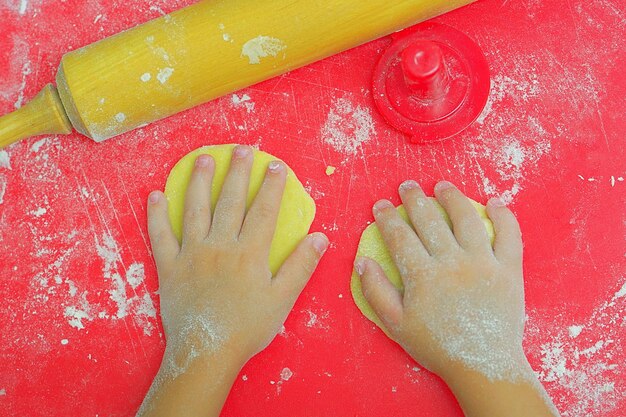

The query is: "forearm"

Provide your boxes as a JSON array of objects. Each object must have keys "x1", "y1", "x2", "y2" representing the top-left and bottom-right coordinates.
[
  {"x1": 442, "y1": 358, "x2": 560, "y2": 417},
  {"x1": 137, "y1": 343, "x2": 245, "y2": 417}
]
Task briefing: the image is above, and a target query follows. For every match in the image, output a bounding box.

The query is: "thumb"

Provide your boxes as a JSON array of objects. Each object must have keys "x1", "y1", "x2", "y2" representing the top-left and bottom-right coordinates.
[
  {"x1": 355, "y1": 257, "x2": 404, "y2": 330},
  {"x1": 272, "y1": 232, "x2": 329, "y2": 302}
]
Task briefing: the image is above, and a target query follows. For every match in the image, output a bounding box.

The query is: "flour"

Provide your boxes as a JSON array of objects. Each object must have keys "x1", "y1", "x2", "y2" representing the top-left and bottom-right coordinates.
[
  {"x1": 64, "y1": 292, "x2": 92, "y2": 330},
  {"x1": 140, "y1": 72, "x2": 151, "y2": 82},
  {"x1": 321, "y1": 97, "x2": 375, "y2": 156},
  {"x1": 0, "y1": 388, "x2": 5, "y2": 396},
  {"x1": 280, "y1": 367, "x2": 293, "y2": 381},
  {"x1": 531, "y1": 278, "x2": 626, "y2": 416},
  {"x1": 304, "y1": 309, "x2": 330, "y2": 330},
  {"x1": 470, "y1": 134, "x2": 551, "y2": 204},
  {"x1": 0, "y1": 151, "x2": 11, "y2": 169},
  {"x1": 14, "y1": 61, "x2": 32, "y2": 109},
  {"x1": 0, "y1": 176, "x2": 6, "y2": 205},
  {"x1": 95, "y1": 233, "x2": 157, "y2": 335},
  {"x1": 231, "y1": 94, "x2": 255, "y2": 113},
  {"x1": 30, "y1": 137, "x2": 49, "y2": 153},
  {"x1": 568, "y1": 325, "x2": 583, "y2": 338},
  {"x1": 18, "y1": 0, "x2": 28, "y2": 15},
  {"x1": 157, "y1": 67, "x2": 174, "y2": 84},
  {"x1": 241, "y1": 36, "x2": 287, "y2": 64}
]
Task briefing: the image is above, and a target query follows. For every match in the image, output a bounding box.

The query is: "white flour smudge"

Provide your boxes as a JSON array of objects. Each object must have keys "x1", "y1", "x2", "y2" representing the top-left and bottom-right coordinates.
[
  {"x1": 0, "y1": 176, "x2": 6, "y2": 205},
  {"x1": 532, "y1": 278, "x2": 626, "y2": 416},
  {"x1": 18, "y1": 0, "x2": 28, "y2": 15},
  {"x1": 140, "y1": 72, "x2": 151, "y2": 82},
  {"x1": 304, "y1": 308, "x2": 330, "y2": 331},
  {"x1": 95, "y1": 233, "x2": 157, "y2": 335},
  {"x1": 14, "y1": 61, "x2": 32, "y2": 109},
  {"x1": 157, "y1": 67, "x2": 174, "y2": 84},
  {"x1": 0, "y1": 151, "x2": 11, "y2": 169},
  {"x1": 231, "y1": 94, "x2": 255, "y2": 113},
  {"x1": 0, "y1": 388, "x2": 5, "y2": 396},
  {"x1": 321, "y1": 97, "x2": 375, "y2": 156},
  {"x1": 241, "y1": 36, "x2": 286, "y2": 64}
]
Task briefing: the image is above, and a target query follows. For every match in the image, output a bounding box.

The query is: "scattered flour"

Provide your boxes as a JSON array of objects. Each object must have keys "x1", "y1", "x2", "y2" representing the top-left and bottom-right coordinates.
[
  {"x1": 0, "y1": 151, "x2": 11, "y2": 169},
  {"x1": 30, "y1": 137, "x2": 49, "y2": 153},
  {"x1": 0, "y1": 388, "x2": 5, "y2": 396},
  {"x1": 0, "y1": 176, "x2": 6, "y2": 204},
  {"x1": 115, "y1": 113, "x2": 126, "y2": 123},
  {"x1": 304, "y1": 309, "x2": 330, "y2": 331},
  {"x1": 95, "y1": 233, "x2": 157, "y2": 335},
  {"x1": 321, "y1": 97, "x2": 375, "y2": 156},
  {"x1": 568, "y1": 325, "x2": 584, "y2": 339},
  {"x1": 30, "y1": 207, "x2": 47, "y2": 217},
  {"x1": 280, "y1": 367, "x2": 293, "y2": 381},
  {"x1": 60, "y1": 339, "x2": 69, "y2": 345},
  {"x1": 18, "y1": 0, "x2": 28, "y2": 15},
  {"x1": 140, "y1": 72, "x2": 151, "y2": 82},
  {"x1": 532, "y1": 278, "x2": 626, "y2": 416},
  {"x1": 231, "y1": 94, "x2": 255, "y2": 113},
  {"x1": 241, "y1": 36, "x2": 286, "y2": 64},
  {"x1": 157, "y1": 67, "x2": 174, "y2": 84},
  {"x1": 14, "y1": 61, "x2": 32, "y2": 109}
]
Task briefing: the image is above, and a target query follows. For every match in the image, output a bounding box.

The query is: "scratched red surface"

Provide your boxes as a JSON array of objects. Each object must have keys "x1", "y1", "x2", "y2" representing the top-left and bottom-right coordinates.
[{"x1": 1, "y1": 0, "x2": 625, "y2": 416}]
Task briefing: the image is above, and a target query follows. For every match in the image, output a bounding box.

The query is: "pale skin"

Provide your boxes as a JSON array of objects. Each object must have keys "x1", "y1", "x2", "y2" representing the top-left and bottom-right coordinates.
[
  {"x1": 139, "y1": 145, "x2": 329, "y2": 416},
  {"x1": 355, "y1": 180, "x2": 560, "y2": 417},
  {"x1": 139, "y1": 144, "x2": 558, "y2": 416}
]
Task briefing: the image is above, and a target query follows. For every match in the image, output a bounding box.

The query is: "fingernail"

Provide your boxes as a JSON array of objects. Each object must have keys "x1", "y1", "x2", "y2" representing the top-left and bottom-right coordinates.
[
  {"x1": 148, "y1": 191, "x2": 161, "y2": 204},
  {"x1": 373, "y1": 200, "x2": 394, "y2": 215},
  {"x1": 488, "y1": 197, "x2": 506, "y2": 207},
  {"x1": 399, "y1": 180, "x2": 418, "y2": 192},
  {"x1": 434, "y1": 181, "x2": 455, "y2": 192},
  {"x1": 311, "y1": 234, "x2": 329, "y2": 254},
  {"x1": 195, "y1": 154, "x2": 211, "y2": 168},
  {"x1": 233, "y1": 146, "x2": 251, "y2": 159},
  {"x1": 268, "y1": 161, "x2": 283, "y2": 173},
  {"x1": 354, "y1": 258, "x2": 367, "y2": 276}
]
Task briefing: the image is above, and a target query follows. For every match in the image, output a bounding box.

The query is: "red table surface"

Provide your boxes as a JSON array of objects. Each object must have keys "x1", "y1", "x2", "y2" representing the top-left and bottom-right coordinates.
[{"x1": 1, "y1": 0, "x2": 624, "y2": 416}]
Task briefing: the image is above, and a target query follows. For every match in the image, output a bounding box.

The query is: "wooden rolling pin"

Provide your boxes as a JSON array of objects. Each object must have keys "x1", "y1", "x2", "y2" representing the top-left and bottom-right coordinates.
[{"x1": 0, "y1": 0, "x2": 475, "y2": 149}]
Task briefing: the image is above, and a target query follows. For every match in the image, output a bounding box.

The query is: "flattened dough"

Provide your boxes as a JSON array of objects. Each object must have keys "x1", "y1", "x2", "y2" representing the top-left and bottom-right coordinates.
[
  {"x1": 351, "y1": 200, "x2": 495, "y2": 334},
  {"x1": 164, "y1": 144, "x2": 315, "y2": 274}
]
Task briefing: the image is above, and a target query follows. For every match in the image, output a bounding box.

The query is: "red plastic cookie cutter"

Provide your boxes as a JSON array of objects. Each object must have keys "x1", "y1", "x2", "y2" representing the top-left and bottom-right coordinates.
[{"x1": 373, "y1": 22, "x2": 490, "y2": 144}]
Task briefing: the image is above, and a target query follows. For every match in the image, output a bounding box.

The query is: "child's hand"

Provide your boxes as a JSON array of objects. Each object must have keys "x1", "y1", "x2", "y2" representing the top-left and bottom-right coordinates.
[
  {"x1": 355, "y1": 180, "x2": 525, "y2": 379},
  {"x1": 355, "y1": 180, "x2": 558, "y2": 416},
  {"x1": 147, "y1": 145, "x2": 328, "y2": 369},
  {"x1": 138, "y1": 146, "x2": 328, "y2": 416}
]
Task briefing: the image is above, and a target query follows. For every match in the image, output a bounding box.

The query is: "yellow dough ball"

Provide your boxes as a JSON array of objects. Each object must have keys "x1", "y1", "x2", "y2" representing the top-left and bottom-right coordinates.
[{"x1": 164, "y1": 144, "x2": 316, "y2": 275}]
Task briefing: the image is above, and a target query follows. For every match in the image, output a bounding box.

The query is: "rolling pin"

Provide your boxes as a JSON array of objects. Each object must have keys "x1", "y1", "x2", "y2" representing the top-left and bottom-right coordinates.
[{"x1": 0, "y1": 0, "x2": 475, "y2": 149}]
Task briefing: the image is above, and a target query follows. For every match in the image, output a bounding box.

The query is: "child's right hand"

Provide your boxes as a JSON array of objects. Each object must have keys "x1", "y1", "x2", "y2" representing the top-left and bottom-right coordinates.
[
  {"x1": 355, "y1": 180, "x2": 526, "y2": 379},
  {"x1": 355, "y1": 180, "x2": 559, "y2": 417}
]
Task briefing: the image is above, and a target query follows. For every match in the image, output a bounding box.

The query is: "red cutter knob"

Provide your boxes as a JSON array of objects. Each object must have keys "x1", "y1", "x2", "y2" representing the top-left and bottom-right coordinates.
[{"x1": 373, "y1": 23, "x2": 490, "y2": 144}]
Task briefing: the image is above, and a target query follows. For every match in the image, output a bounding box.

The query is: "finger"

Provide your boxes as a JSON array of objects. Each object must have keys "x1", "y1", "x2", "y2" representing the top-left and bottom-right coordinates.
[
  {"x1": 355, "y1": 257, "x2": 403, "y2": 329},
  {"x1": 210, "y1": 146, "x2": 254, "y2": 240},
  {"x1": 486, "y1": 198, "x2": 523, "y2": 265},
  {"x1": 240, "y1": 161, "x2": 287, "y2": 249},
  {"x1": 182, "y1": 154, "x2": 215, "y2": 244},
  {"x1": 433, "y1": 181, "x2": 492, "y2": 254},
  {"x1": 372, "y1": 200, "x2": 430, "y2": 282},
  {"x1": 272, "y1": 233, "x2": 329, "y2": 302},
  {"x1": 147, "y1": 191, "x2": 180, "y2": 274},
  {"x1": 398, "y1": 181, "x2": 457, "y2": 256}
]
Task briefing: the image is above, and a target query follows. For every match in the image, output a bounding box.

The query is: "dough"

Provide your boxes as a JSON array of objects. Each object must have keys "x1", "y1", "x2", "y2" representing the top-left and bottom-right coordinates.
[
  {"x1": 164, "y1": 144, "x2": 316, "y2": 274},
  {"x1": 351, "y1": 200, "x2": 495, "y2": 334}
]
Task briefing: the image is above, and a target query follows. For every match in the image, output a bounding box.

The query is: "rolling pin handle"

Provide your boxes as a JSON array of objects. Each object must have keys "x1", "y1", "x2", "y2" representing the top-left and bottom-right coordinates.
[{"x1": 0, "y1": 84, "x2": 73, "y2": 150}]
